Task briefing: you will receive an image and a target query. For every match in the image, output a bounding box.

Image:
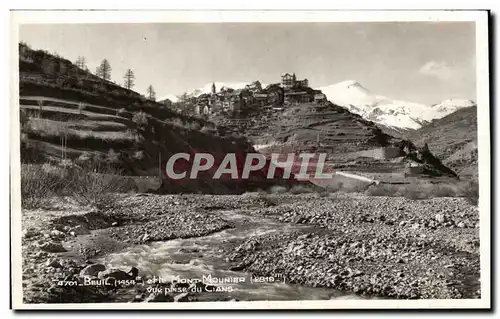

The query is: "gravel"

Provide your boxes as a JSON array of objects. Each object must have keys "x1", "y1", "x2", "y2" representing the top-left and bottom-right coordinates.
[
  {"x1": 226, "y1": 193, "x2": 480, "y2": 299},
  {"x1": 21, "y1": 192, "x2": 480, "y2": 302}
]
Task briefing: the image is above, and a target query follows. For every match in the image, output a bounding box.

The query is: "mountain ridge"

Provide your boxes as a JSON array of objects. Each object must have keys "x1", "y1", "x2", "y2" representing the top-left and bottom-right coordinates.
[{"x1": 318, "y1": 80, "x2": 476, "y2": 130}]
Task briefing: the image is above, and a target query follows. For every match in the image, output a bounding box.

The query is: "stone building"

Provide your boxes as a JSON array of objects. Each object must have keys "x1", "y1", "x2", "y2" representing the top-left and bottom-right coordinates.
[
  {"x1": 281, "y1": 73, "x2": 309, "y2": 90},
  {"x1": 314, "y1": 93, "x2": 327, "y2": 104}
]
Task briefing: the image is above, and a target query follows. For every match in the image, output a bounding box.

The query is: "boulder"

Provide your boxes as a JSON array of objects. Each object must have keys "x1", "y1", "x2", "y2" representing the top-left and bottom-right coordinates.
[
  {"x1": 435, "y1": 214, "x2": 445, "y2": 224},
  {"x1": 80, "y1": 264, "x2": 106, "y2": 277},
  {"x1": 50, "y1": 229, "x2": 65, "y2": 238},
  {"x1": 39, "y1": 241, "x2": 67, "y2": 253},
  {"x1": 98, "y1": 268, "x2": 131, "y2": 280},
  {"x1": 46, "y1": 258, "x2": 62, "y2": 268},
  {"x1": 23, "y1": 228, "x2": 39, "y2": 239},
  {"x1": 69, "y1": 225, "x2": 91, "y2": 236}
]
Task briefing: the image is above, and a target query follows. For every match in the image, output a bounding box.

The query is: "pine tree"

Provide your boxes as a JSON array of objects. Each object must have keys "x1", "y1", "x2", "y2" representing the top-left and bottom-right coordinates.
[
  {"x1": 123, "y1": 69, "x2": 135, "y2": 90},
  {"x1": 75, "y1": 56, "x2": 87, "y2": 69},
  {"x1": 147, "y1": 85, "x2": 156, "y2": 101},
  {"x1": 96, "y1": 59, "x2": 112, "y2": 81}
]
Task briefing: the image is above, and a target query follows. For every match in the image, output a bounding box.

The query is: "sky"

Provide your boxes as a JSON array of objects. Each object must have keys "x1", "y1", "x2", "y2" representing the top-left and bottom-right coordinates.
[{"x1": 19, "y1": 22, "x2": 476, "y2": 104}]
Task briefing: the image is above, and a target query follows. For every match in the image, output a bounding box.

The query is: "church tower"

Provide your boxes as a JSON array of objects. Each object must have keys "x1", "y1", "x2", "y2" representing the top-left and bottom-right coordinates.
[{"x1": 211, "y1": 82, "x2": 216, "y2": 94}]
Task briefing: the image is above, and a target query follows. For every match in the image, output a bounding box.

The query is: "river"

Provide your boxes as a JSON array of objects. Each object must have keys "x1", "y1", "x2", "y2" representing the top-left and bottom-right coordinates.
[{"x1": 99, "y1": 211, "x2": 367, "y2": 301}]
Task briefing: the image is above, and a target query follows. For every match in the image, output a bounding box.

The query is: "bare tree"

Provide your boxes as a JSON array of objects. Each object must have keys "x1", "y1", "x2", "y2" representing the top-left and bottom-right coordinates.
[
  {"x1": 147, "y1": 85, "x2": 156, "y2": 101},
  {"x1": 75, "y1": 56, "x2": 87, "y2": 69},
  {"x1": 96, "y1": 59, "x2": 112, "y2": 81},
  {"x1": 123, "y1": 69, "x2": 135, "y2": 90}
]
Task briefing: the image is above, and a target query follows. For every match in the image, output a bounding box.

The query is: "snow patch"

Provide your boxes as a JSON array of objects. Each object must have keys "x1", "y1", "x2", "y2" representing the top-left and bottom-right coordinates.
[{"x1": 319, "y1": 81, "x2": 476, "y2": 130}]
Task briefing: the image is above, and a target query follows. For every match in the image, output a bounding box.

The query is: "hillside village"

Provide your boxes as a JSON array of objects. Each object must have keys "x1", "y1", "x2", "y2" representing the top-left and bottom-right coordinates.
[{"x1": 190, "y1": 73, "x2": 327, "y2": 117}]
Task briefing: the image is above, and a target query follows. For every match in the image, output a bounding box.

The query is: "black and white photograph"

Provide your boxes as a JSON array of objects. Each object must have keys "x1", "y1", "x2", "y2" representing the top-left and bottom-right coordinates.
[{"x1": 9, "y1": 10, "x2": 490, "y2": 310}]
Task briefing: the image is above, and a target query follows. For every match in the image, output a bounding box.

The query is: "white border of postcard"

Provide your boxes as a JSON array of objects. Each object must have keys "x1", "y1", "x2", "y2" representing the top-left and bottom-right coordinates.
[{"x1": 10, "y1": 10, "x2": 490, "y2": 310}]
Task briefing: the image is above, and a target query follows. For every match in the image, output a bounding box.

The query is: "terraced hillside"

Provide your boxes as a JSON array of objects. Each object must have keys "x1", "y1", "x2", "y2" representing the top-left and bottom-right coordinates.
[
  {"x1": 410, "y1": 106, "x2": 478, "y2": 180},
  {"x1": 212, "y1": 102, "x2": 458, "y2": 185},
  {"x1": 18, "y1": 43, "x2": 299, "y2": 194}
]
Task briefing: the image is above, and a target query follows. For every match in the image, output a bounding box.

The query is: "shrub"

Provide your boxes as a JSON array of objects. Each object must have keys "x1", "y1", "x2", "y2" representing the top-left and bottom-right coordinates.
[
  {"x1": 432, "y1": 184, "x2": 457, "y2": 198},
  {"x1": 400, "y1": 184, "x2": 430, "y2": 200},
  {"x1": 268, "y1": 185, "x2": 288, "y2": 194},
  {"x1": 365, "y1": 184, "x2": 400, "y2": 197},
  {"x1": 132, "y1": 111, "x2": 149, "y2": 127},
  {"x1": 76, "y1": 152, "x2": 93, "y2": 167},
  {"x1": 133, "y1": 150, "x2": 145, "y2": 160},
  {"x1": 289, "y1": 184, "x2": 315, "y2": 194},
  {"x1": 185, "y1": 121, "x2": 201, "y2": 131},
  {"x1": 324, "y1": 181, "x2": 344, "y2": 193},
  {"x1": 107, "y1": 149, "x2": 120, "y2": 164},
  {"x1": 19, "y1": 109, "x2": 30, "y2": 130},
  {"x1": 461, "y1": 180, "x2": 479, "y2": 205},
  {"x1": 21, "y1": 164, "x2": 63, "y2": 209},
  {"x1": 200, "y1": 126, "x2": 217, "y2": 135},
  {"x1": 65, "y1": 163, "x2": 136, "y2": 209}
]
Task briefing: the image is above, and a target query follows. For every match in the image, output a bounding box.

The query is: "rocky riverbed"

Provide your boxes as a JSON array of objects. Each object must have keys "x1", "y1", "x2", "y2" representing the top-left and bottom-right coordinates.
[{"x1": 20, "y1": 192, "x2": 480, "y2": 303}]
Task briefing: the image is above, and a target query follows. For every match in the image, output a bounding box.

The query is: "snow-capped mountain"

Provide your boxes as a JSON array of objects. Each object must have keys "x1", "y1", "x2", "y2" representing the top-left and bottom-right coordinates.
[
  {"x1": 159, "y1": 82, "x2": 258, "y2": 103},
  {"x1": 431, "y1": 99, "x2": 476, "y2": 113},
  {"x1": 318, "y1": 80, "x2": 476, "y2": 130}
]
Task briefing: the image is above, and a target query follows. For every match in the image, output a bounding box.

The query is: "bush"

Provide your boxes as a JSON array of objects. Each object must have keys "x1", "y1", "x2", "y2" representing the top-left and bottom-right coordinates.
[
  {"x1": 132, "y1": 111, "x2": 149, "y2": 127},
  {"x1": 268, "y1": 185, "x2": 288, "y2": 194},
  {"x1": 65, "y1": 163, "x2": 136, "y2": 209},
  {"x1": 200, "y1": 126, "x2": 217, "y2": 135},
  {"x1": 289, "y1": 184, "x2": 316, "y2": 194},
  {"x1": 116, "y1": 108, "x2": 126, "y2": 116},
  {"x1": 461, "y1": 180, "x2": 479, "y2": 205},
  {"x1": 133, "y1": 150, "x2": 145, "y2": 160},
  {"x1": 365, "y1": 184, "x2": 400, "y2": 197},
  {"x1": 400, "y1": 185, "x2": 429, "y2": 200},
  {"x1": 19, "y1": 109, "x2": 30, "y2": 130},
  {"x1": 107, "y1": 149, "x2": 120, "y2": 164},
  {"x1": 21, "y1": 164, "x2": 64, "y2": 209}
]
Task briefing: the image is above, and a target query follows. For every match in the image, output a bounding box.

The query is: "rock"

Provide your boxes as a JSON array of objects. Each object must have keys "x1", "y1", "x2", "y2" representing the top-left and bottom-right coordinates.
[
  {"x1": 229, "y1": 264, "x2": 245, "y2": 271},
  {"x1": 297, "y1": 233, "x2": 311, "y2": 240},
  {"x1": 46, "y1": 258, "x2": 62, "y2": 268},
  {"x1": 112, "y1": 222, "x2": 118, "y2": 226},
  {"x1": 142, "y1": 233, "x2": 151, "y2": 242},
  {"x1": 457, "y1": 222, "x2": 466, "y2": 228},
  {"x1": 144, "y1": 292, "x2": 174, "y2": 303},
  {"x1": 98, "y1": 268, "x2": 131, "y2": 280},
  {"x1": 69, "y1": 225, "x2": 91, "y2": 236},
  {"x1": 34, "y1": 251, "x2": 47, "y2": 259},
  {"x1": 80, "y1": 264, "x2": 106, "y2": 277},
  {"x1": 350, "y1": 242, "x2": 361, "y2": 249},
  {"x1": 39, "y1": 241, "x2": 66, "y2": 253},
  {"x1": 173, "y1": 292, "x2": 190, "y2": 302},
  {"x1": 435, "y1": 214, "x2": 445, "y2": 224},
  {"x1": 23, "y1": 228, "x2": 39, "y2": 239},
  {"x1": 50, "y1": 229, "x2": 65, "y2": 238}
]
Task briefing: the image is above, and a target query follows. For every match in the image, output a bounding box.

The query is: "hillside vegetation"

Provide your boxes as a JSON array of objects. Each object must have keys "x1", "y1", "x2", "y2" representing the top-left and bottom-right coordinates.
[{"x1": 18, "y1": 43, "x2": 298, "y2": 194}]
